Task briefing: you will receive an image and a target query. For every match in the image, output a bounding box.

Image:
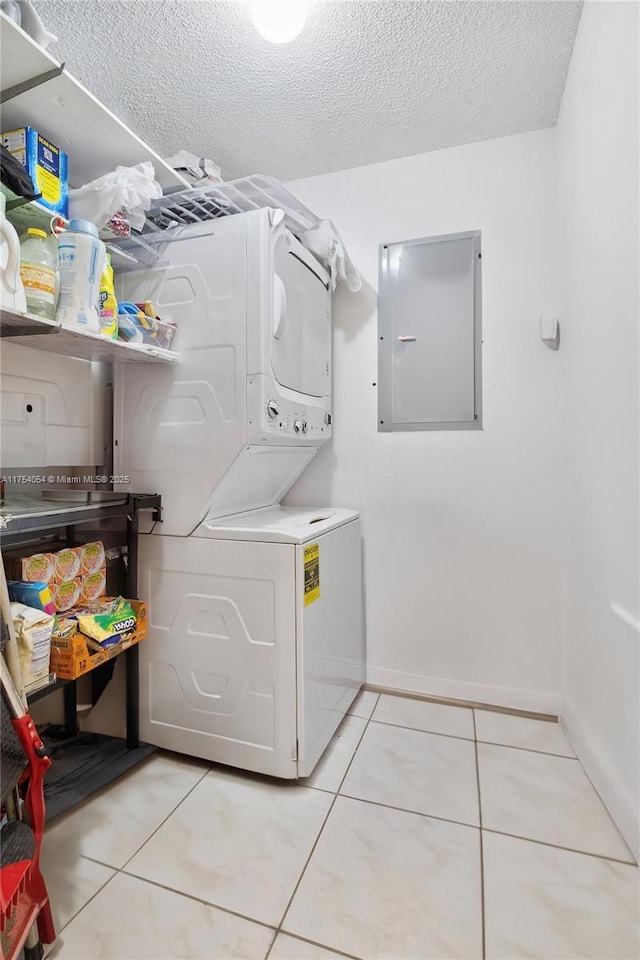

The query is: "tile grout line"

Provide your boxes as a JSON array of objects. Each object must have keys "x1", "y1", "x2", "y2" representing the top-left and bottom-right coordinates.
[
  {"x1": 53, "y1": 760, "x2": 214, "y2": 938},
  {"x1": 263, "y1": 929, "x2": 279, "y2": 960},
  {"x1": 560, "y1": 750, "x2": 638, "y2": 868},
  {"x1": 54, "y1": 698, "x2": 378, "y2": 953},
  {"x1": 267, "y1": 929, "x2": 364, "y2": 960},
  {"x1": 118, "y1": 871, "x2": 279, "y2": 933},
  {"x1": 337, "y1": 790, "x2": 480, "y2": 830},
  {"x1": 472, "y1": 709, "x2": 486, "y2": 960},
  {"x1": 52, "y1": 864, "x2": 117, "y2": 937},
  {"x1": 118, "y1": 761, "x2": 213, "y2": 872},
  {"x1": 369, "y1": 717, "x2": 577, "y2": 759},
  {"x1": 270, "y1": 693, "x2": 381, "y2": 951},
  {"x1": 481, "y1": 827, "x2": 638, "y2": 867}
]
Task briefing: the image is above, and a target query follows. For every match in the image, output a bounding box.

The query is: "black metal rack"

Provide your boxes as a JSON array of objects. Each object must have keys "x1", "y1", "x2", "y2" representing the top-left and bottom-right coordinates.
[{"x1": 1, "y1": 492, "x2": 161, "y2": 820}]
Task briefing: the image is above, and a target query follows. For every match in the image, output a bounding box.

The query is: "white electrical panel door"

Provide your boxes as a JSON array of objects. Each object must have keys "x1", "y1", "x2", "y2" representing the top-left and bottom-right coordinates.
[
  {"x1": 296, "y1": 518, "x2": 364, "y2": 777},
  {"x1": 138, "y1": 534, "x2": 299, "y2": 779},
  {"x1": 378, "y1": 231, "x2": 482, "y2": 431}
]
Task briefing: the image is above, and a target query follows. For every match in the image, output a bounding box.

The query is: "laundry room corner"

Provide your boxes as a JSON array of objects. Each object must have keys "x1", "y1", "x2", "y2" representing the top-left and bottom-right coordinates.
[{"x1": 284, "y1": 128, "x2": 566, "y2": 714}]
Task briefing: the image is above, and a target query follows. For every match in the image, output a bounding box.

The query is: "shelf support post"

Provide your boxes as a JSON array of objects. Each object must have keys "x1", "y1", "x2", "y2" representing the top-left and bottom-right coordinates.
[
  {"x1": 125, "y1": 498, "x2": 140, "y2": 749},
  {"x1": 1, "y1": 63, "x2": 65, "y2": 103}
]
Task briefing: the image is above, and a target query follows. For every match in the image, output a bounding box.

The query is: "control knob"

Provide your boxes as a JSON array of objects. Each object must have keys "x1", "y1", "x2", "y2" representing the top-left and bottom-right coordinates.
[
  {"x1": 267, "y1": 401, "x2": 279, "y2": 419},
  {"x1": 293, "y1": 420, "x2": 303, "y2": 434}
]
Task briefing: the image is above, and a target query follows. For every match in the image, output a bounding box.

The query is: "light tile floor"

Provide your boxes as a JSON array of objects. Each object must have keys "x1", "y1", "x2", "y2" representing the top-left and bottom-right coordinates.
[{"x1": 44, "y1": 691, "x2": 639, "y2": 960}]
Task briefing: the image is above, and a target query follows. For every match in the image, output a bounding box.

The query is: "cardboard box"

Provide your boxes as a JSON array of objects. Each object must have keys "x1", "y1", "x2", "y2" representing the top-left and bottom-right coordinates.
[
  {"x1": 50, "y1": 599, "x2": 147, "y2": 680},
  {"x1": 1, "y1": 126, "x2": 69, "y2": 217}
]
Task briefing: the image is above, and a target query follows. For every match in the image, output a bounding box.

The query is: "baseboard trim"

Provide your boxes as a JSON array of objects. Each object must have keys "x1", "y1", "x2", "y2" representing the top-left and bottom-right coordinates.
[
  {"x1": 364, "y1": 683, "x2": 557, "y2": 722},
  {"x1": 560, "y1": 699, "x2": 639, "y2": 863},
  {"x1": 365, "y1": 665, "x2": 562, "y2": 717}
]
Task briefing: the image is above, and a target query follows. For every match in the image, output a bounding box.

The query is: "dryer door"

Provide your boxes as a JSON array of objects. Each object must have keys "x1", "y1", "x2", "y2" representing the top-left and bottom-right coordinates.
[{"x1": 271, "y1": 235, "x2": 330, "y2": 399}]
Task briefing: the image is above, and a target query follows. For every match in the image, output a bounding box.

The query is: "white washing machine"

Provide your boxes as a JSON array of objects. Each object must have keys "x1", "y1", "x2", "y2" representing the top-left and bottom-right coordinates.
[
  {"x1": 115, "y1": 207, "x2": 364, "y2": 778},
  {"x1": 139, "y1": 507, "x2": 364, "y2": 778}
]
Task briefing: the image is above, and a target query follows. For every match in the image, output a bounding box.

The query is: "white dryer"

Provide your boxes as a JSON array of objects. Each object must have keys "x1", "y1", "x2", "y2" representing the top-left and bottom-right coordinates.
[
  {"x1": 114, "y1": 208, "x2": 332, "y2": 535},
  {"x1": 139, "y1": 507, "x2": 364, "y2": 778}
]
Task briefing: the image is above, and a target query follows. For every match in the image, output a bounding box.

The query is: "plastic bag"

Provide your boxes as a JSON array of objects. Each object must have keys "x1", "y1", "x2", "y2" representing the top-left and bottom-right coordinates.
[
  {"x1": 0, "y1": 143, "x2": 39, "y2": 200},
  {"x1": 11, "y1": 601, "x2": 54, "y2": 686},
  {"x1": 15, "y1": 1, "x2": 58, "y2": 51},
  {"x1": 165, "y1": 150, "x2": 222, "y2": 185},
  {"x1": 68, "y1": 162, "x2": 162, "y2": 231},
  {"x1": 301, "y1": 219, "x2": 362, "y2": 292}
]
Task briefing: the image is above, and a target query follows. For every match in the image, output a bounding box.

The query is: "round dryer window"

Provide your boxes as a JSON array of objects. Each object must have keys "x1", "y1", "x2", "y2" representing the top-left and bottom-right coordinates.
[{"x1": 271, "y1": 234, "x2": 330, "y2": 399}]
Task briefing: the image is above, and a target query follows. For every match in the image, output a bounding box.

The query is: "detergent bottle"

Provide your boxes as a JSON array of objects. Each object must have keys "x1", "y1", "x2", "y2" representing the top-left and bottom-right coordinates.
[
  {"x1": 56, "y1": 219, "x2": 104, "y2": 333},
  {"x1": 19, "y1": 228, "x2": 57, "y2": 320},
  {"x1": 0, "y1": 192, "x2": 27, "y2": 313},
  {"x1": 98, "y1": 253, "x2": 118, "y2": 338}
]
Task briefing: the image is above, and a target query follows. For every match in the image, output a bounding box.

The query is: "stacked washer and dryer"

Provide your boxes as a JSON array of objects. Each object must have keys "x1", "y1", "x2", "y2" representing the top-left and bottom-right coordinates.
[{"x1": 114, "y1": 205, "x2": 364, "y2": 779}]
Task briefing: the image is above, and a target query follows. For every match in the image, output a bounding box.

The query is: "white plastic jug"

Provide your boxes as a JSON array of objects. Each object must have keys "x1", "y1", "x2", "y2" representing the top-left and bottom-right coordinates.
[
  {"x1": 0, "y1": 192, "x2": 27, "y2": 313},
  {"x1": 56, "y1": 218, "x2": 105, "y2": 333}
]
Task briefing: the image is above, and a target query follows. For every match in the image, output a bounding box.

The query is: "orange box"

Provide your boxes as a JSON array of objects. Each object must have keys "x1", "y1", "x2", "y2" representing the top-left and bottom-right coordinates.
[{"x1": 50, "y1": 599, "x2": 147, "y2": 680}]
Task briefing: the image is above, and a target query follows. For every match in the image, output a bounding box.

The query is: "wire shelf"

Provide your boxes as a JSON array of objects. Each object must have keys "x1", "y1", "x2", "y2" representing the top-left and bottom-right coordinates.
[{"x1": 109, "y1": 174, "x2": 323, "y2": 268}]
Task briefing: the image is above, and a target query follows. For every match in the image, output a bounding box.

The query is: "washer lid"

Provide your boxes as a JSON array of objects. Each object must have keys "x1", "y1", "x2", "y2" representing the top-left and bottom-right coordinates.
[
  {"x1": 270, "y1": 235, "x2": 330, "y2": 399},
  {"x1": 196, "y1": 506, "x2": 359, "y2": 543}
]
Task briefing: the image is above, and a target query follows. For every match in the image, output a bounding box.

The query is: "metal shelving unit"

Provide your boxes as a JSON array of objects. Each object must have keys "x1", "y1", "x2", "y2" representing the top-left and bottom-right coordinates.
[
  {"x1": 0, "y1": 14, "x2": 183, "y2": 825},
  {"x1": 1, "y1": 493, "x2": 162, "y2": 821}
]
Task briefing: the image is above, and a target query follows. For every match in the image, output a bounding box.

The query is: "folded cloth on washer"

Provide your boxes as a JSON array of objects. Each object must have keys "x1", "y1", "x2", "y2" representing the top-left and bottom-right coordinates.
[{"x1": 301, "y1": 220, "x2": 362, "y2": 292}]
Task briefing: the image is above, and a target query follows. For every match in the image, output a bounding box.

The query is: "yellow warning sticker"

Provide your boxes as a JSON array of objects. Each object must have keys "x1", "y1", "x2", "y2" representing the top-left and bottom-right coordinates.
[{"x1": 304, "y1": 543, "x2": 320, "y2": 606}]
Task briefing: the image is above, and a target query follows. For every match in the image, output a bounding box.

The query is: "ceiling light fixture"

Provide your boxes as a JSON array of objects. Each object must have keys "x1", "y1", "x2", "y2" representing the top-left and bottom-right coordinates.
[{"x1": 250, "y1": 1, "x2": 307, "y2": 44}]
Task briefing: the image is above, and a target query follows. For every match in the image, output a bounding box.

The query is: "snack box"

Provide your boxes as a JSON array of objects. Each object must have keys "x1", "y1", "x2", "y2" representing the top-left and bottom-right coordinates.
[
  {"x1": 50, "y1": 599, "x2": 147, "y2": 680},
  {"x1": 5, "y1": 543, "x2": 107, "y2": 611},
  {"x1": 1, "y1": 126, "x2": 68, "y2": 217},
  {"x1": 49, "y1": 578, "x2": 83, "y2": 613},
  {"x1": 7, "y1": 542, "x2": 105, "y2": 584},
  {"x1": 81, "y1": 569, "x2": 107, "y2": 603},
  {"x1": 5, "y1": 552, "x2": 56, "y2": 584},
  {"x1": 53, "y1": 547, "x2": 82, "y2": 582},
  {"x1": 79, "y1": 541, "x2": 106, "y2": 575},
  {"x1": 7, "y1": 581, "x2": 56, "y2": 616}
]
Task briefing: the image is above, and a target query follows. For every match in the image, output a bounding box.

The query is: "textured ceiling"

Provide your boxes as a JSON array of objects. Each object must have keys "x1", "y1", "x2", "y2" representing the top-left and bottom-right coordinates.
[{"x1": 34, "y1": 0, "x2": 582, "y2": 182}]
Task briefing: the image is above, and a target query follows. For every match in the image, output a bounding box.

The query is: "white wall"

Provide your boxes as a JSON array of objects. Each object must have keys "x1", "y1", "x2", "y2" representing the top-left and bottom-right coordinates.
[
  {"x1": 556, "y1": 0, "x2": 639, "y2": 859},
  {"x1": 0, "y1": 343, "x2": 103, "y2": 468},
  {"x1": 285, "y1": 128, "x2": 565, "y2": 712}
]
